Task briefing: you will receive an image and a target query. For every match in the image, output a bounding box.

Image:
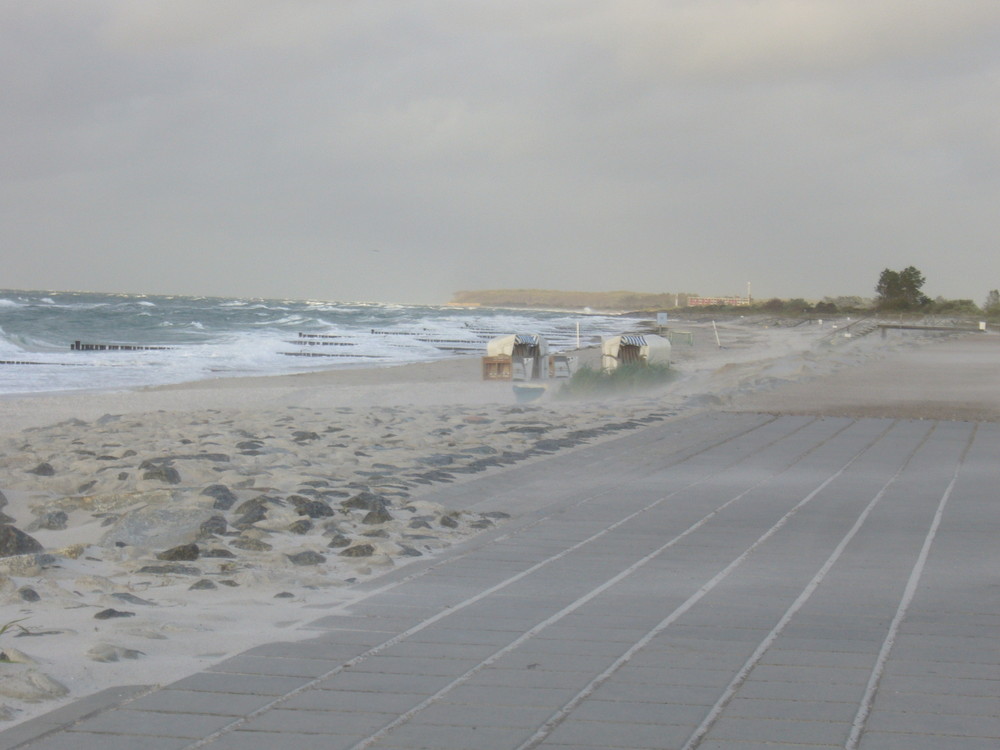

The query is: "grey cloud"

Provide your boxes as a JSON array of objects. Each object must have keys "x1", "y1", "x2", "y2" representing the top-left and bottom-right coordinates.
[{"x1": 2, "y1": 1, "x2": 1000, "y2": 303}]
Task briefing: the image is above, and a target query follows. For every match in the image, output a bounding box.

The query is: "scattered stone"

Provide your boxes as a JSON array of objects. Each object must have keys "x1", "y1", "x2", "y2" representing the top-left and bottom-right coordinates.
[
  {"x1": 288, "y1": 519, "x2": 313, "y2": 535},
  {"x1": 136, "y1": 564, "x2": 201, "y2": 576},
  {"x1": 233, "y1": 504, "x2": 269, "y2": 529},
  {"x1": 199, "y1": 515, "x2": 228, "y2": 538},
  {"x1": 439, "y1": 515, "x2": 460, "y2": 529},
  {"x1": 201, "y1": 484, "x2": 238, "y2": 510},
  {"x1": 189, "y1": 579, "x2": 217, "y2": 590},
  {"x1": 295, "y1": 500, "x2": 335, "y2": 519},
  {"x1": 362, "y1": 529, "x2": 389, "y2": 538},
  {"x1": 0, "y1": 526, "x2": 44, "y2": 558},
  {"x1": 340, "y1": 544, "x2": 375, "y2": 558},
  {"x1": 231, "y1": 536, "x2": 272, "y2": 552},
  {"x1": 218, "y1": 579, "x2": 239, "y2": 587},
  {"x1": 362, "y1": 506, "x2": 393, "y2": 525},
  {"x1": 341, "y1": 491, "x2": 387, "y2": 511},
  {"x1": 326, "y1": 534, "x2": 351, "y2": 548},
  {"x1": 398, "y1": 545, "x2": 423, "y2": 557},
  {"x1": 201, "y1": 547, "x2": 236, "y2": 558},
  {"x1": 17, "y1": 586, "x2": 40, "y2": 602},
  {"x1": 291, "y1": 431, "x2": 320, "y2": 443},
  {"x1": 101, "y1": 506, "x2": 215, "y2": 550},
  {"x1": 417, "y1": 454, "x2": 456, "y2": 467},
  {"x1": 156, "y1": 543, "x2": 200, "y2": 561},
  {"x1": 274, "y1": 591, "x2": 294, "y2": 598},
  {"x1": 140, "y1": 464, "x2": 181, "y2": 484},
  {"x1": 94, "y1": 609, "x2": 135, "y2": 620},
  {"x1": 286, "y1": 550, "x2": 326, "y2": 566},
  {"x1": 27, "y1": 462, "x2": 55, "y2": 476}
]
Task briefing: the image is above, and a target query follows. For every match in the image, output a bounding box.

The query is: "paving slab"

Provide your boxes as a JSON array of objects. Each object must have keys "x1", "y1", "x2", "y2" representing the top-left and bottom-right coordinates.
[{"x1": 4, "y1": 336, "x2": 1000, "y2": 749}]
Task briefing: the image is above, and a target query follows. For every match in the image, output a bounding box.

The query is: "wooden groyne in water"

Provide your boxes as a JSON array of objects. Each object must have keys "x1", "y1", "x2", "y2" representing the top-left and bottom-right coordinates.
[
  {"x1": 70, "y1": 341, "x2": 175, "y2": 351},
  {"x1": 297, "y1": 332, "x2": 344, "y2": 340}
]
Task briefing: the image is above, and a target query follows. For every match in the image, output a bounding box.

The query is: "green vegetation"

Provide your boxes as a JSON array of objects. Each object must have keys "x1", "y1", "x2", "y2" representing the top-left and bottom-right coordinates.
[
  {"x1": 927, "y1": 297, "x2": 980, "y2": 315},
  {"x1": 557, "y1": 363, "x2": 676, "y2": 399},
  {"x1": 453, "y1": 273, "x2": 997, "y2": 319},
  {"x1": 0, "y1": 619, "x2": 27, "y2": 639},
  {"x1": 875, "y1": 266, "x2": 930, "y2": 311},
  {"x1": 984, "y1": 290, "x2": 1000, "y2": 318},
  {"x1": 0, "y1": 618, "x2": 28, "y2": 660}
]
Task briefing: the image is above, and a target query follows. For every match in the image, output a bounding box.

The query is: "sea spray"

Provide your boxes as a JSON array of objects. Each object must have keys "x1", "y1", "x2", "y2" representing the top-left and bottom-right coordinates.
[{"x1": 0, "y1": 290, "x2": 628, "y2": 395}]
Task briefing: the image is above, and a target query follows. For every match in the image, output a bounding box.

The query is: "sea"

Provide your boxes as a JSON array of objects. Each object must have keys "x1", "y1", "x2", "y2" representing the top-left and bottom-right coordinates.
[{"x1": 0, "y1": 290, "x2": 631, "y2": 396}]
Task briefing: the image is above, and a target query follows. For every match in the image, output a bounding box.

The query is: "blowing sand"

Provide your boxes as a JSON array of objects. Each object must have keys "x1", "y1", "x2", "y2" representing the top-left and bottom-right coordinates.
[{"x1": 0, "y1": 316, "x2": 994, "y2": 726}]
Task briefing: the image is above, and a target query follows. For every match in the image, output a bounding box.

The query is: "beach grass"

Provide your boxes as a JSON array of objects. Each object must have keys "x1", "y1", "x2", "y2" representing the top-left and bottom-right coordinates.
[{"x1": 556, "y1": 363, "x2": 676, "y2": 398}]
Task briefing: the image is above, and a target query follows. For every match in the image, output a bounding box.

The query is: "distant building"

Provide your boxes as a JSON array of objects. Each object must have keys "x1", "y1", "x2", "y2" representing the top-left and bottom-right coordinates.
[{"x1": 687, "y1": 296, "x2": 751, "y2": 307}]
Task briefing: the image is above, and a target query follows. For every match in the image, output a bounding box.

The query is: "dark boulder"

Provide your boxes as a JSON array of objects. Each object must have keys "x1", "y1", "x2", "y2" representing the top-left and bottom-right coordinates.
[
  {"x1": 199, "y1": 515, "x2": 229, "y2": 538},
  {"x1": 295, "y1": 500, "x2": 335, "y2": 519},
  {"x1": 0, "y1": 525, "x2": 43, "y2": 557},
  {"x1": 362, "y1": 506, "x2": 393, "y2": 525},
  {"x1": 231, "y1": 536, "x2": 272, "y2": 552},
  {"x1": 286, "y1": 550, "x2": 326, "y2": 566},
  {"x1": 201, "y1": 547, "x2": 236, "y2": 558},
  {"x1": 94, "y1": 609, "x2": 135, "y2": 620},
  {"x1": 156, "y1": 543, "x2": 200, "y2": 562},
  {"x1": 136, "y1": 563, "x2": 201, "y2": 575},
  {"x1": 200, "y1": 484, "x2": 238, "y2": 511},
  {"x1": 341, "y1": 491, "x2": 387, "y2": 511},
  {"x1": 37, "y1": 511, "x2": 68, "y2": 531},
  {"x1": 339, "y1": 544, "x2": 375, "y2": 558},
  {"x1": 141, "y1": 464, "x2": 181, "y2": 484},
  {"x1": 27, "y1": 462, "x2": 55, "y2": 477}
]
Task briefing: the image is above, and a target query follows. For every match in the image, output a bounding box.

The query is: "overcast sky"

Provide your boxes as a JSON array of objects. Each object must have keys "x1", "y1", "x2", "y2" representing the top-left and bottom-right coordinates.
[{"x1": 3, "y1": 1, "x2": 999, "y2": 305}]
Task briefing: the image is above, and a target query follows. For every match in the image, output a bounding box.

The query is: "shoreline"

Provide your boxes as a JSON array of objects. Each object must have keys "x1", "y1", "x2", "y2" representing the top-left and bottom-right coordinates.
[{"x1": 0, "y1": 318, "x2": 985, "y2": 728}]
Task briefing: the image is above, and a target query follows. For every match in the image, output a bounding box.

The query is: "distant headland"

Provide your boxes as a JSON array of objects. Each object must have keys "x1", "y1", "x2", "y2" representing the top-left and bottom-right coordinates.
[{"x1": 449, "y1": 289, "x2": 695, "y2": 311}]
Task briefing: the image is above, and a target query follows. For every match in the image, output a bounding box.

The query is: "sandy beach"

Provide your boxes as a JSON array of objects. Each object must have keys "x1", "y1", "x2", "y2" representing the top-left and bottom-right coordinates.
[{"x1": 0, "y1": 316, "x2": 992, "y2": 728}]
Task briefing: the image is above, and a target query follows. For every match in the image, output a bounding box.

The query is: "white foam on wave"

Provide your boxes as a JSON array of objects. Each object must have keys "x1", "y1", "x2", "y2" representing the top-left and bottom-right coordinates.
[{"x1": 0, "y1": 290, "x2": 633, "y2": 395}]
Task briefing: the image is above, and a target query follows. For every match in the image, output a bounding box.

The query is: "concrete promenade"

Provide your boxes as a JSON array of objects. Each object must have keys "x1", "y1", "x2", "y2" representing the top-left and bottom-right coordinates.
[{"x1": 3, "y1": 336, "x2": 999, "y2": 749}]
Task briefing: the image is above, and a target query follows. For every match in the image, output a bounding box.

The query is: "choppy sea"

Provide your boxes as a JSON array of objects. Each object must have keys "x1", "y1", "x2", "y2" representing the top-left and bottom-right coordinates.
[{"x1": 0, "y1": 290, "x2": 629, "y2": 396}]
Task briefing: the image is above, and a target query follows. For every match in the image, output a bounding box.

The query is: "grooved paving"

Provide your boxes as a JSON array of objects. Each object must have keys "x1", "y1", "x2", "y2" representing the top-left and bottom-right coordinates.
[{"x1": 4, "y1": 410, "x2": 998, "y2": 750}]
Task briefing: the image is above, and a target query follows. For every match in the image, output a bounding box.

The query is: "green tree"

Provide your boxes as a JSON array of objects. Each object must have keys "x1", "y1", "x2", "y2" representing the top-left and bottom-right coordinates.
[
  {"x1": 984, "y1": 289, "x2": 1000, "y2": 315},
  {"x1": 876, "y1": 266, "x2": 930, "y2": 310}
]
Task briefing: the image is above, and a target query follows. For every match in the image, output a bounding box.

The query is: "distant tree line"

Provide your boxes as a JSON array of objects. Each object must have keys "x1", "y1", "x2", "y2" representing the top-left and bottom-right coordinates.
[
  {"x1": 874, "y1": 266, "x2": 984, "y2": 316},
  {"x1": 452, "y1": 271, "x2": 999, "y2": 317}
]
